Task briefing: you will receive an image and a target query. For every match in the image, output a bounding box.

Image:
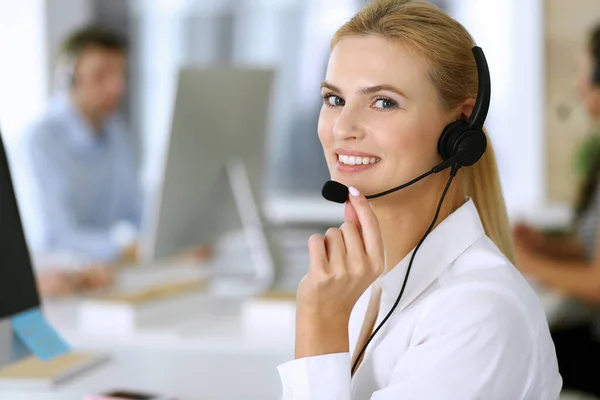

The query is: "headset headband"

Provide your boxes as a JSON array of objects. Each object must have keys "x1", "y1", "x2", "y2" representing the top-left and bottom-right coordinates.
[{"x1": 467, "y1": 46, "x2": 491, "y2": 130}]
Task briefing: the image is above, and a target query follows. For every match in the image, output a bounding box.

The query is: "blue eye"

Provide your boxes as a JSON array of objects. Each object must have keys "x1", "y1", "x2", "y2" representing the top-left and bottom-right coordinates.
[
  {"x1": 373, "y1": 98, "x2": 398, "y2": 109},
  {"x1": 323, "y1": 93, "x2": 345, "y2": 107}
]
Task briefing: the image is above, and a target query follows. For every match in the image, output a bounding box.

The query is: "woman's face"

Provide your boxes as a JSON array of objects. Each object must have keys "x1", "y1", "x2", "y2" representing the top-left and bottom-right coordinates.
[
  {"x1": 318, "y1": 35, "x2": 452, "y2": 197},
  {"x1": 575, "y1": 50, "x2": 600, "y2": 119}
]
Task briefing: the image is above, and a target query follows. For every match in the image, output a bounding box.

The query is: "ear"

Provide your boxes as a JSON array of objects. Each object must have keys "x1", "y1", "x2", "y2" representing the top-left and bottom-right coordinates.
[{"x1": 457, "y1": 98, "x2": 476, "y2": 121}]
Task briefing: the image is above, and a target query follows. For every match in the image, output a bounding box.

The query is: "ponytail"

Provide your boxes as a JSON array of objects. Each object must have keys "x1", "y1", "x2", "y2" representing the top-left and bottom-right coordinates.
[{"x1": 461, "y1": 129, "x2": 515, "y2": 263}]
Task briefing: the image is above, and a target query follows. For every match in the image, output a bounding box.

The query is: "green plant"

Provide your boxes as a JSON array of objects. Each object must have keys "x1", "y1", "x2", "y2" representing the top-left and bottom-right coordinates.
[{"x1": 573, "y1": 132, "x2": 600, "y2": 178}]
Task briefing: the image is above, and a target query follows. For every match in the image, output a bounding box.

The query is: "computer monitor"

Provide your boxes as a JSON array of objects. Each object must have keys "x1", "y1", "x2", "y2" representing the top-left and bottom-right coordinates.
[
  {"x1": 139, "y1": 66, "x2": 278, "y2": 289},
  {"x1": 0, "y1": 128, "x2": 41, "y2": 365}
]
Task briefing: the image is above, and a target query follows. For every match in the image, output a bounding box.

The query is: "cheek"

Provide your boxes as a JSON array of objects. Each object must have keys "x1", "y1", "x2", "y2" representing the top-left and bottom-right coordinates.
[
  {"x1": 317, "y1": 109, "x2": 335, "y2": 150},
  {"x1": 85, "y1": 79, "x2": 104, "y2": 96},
  {"x1": 372, "y1": 116, "x2": 440, "y2": 165}
]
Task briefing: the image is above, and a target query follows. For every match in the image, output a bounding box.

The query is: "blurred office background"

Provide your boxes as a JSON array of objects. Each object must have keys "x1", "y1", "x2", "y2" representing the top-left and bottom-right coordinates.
[
  {"x1": 1, "y1": 0, "x2": 600, "y2": 398},
  {"x1": 0, "y1": 0, "x2": 566, "y2": 242}
]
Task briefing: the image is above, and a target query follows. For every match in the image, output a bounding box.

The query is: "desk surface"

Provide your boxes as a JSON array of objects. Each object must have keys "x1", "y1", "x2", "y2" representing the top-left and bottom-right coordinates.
[
  {"x1": 41, "y1": 265, "x2": 296, "y2": 353},
  {"x1": 3, "y1": 267, "x2": 295, "y2": 400},
  {"x1": 2, "y1": 256, "x2": 569, "y2": 400},
  {"x1": 0, "y1": 348, "x2": 289, "y2": 400}
]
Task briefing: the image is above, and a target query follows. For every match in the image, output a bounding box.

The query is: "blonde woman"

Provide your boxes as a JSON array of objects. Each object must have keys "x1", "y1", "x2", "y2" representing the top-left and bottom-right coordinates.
[{"x1": 277, "y1": 1, "x2": 562, "y2": 399}]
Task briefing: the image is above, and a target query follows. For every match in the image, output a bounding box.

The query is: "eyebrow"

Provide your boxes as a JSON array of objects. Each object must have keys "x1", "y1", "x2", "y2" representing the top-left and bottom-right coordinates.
[{"x1": 320, "y1": 81, "x2": 407, "y2": 98}]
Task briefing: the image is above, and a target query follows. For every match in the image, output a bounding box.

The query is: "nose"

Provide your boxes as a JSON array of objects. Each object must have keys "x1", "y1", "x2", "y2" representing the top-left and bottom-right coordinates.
[{"x1": 333, "y1": 107, "x2": 365, "y2": 141}]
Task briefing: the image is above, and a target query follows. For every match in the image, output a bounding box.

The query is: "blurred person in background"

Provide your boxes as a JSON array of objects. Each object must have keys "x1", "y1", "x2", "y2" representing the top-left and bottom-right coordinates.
[
  {"x1": 21, "y1": 25, "x2": 140, "y2": 295},
  {"x1": 514, "y1": 23, "x2": 600, "y2": 397}
]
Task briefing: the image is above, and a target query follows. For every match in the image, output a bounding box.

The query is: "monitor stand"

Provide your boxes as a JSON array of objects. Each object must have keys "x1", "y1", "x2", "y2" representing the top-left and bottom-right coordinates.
[
  {"x1": 0, "y1": 315, "x2": 108, "y2": 390},
  {"x1": 207, "y1": 158, "x2": 282, "y2": 297}
]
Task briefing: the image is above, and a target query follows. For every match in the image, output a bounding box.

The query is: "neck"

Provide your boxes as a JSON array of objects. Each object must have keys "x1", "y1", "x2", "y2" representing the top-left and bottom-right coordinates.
[
  {"x1": 369, "y1": 172, "x2": 464, "y2": 272},
  {"x1": 70, "y1": 92, "x2": 106, "y2": 133}
]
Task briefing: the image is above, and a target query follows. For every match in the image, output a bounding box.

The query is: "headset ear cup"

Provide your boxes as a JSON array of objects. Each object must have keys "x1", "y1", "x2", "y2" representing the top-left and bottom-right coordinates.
[
  {"x1": 438, "y1": 120, "x2": 467, "y2": 161},
  {"x1": 455, "y1": 129, "x2": 487, "y2": 166}
]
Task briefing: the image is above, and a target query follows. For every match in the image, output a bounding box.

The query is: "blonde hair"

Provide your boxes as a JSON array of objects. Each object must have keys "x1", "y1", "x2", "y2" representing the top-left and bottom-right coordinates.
[{"x1": 332, "y1": 0, "x2": 515, "y2": 263}]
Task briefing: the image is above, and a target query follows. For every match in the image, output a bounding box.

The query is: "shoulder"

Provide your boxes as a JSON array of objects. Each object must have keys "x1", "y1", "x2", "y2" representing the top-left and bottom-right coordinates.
[
  {"x1": 107, "y1": 115, "x2": 138, "y2": 150},
  {"x1": 411, "y1": 237, "x2": 559, "y2": 392},
  {"x1": 419, "y1": 236, "x2": 554, "y2": 356},
  {"x1": 432, "y1": 236, "x2": 548, "y2": 335},
  {"x1": 21, "y1": 110, "x2": 67, "y2": 153}
]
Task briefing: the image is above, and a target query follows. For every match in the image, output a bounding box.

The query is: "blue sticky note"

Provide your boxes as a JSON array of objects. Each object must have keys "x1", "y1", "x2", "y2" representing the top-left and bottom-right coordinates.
[{"x1": 11, "y1": 307, "x2": 70, "y2": 361}]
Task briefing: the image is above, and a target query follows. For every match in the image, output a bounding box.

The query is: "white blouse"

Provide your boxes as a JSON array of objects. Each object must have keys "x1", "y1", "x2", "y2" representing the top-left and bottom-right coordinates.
[{"x1": 277, "y1": 198, "x2": 562, "y2": 399}]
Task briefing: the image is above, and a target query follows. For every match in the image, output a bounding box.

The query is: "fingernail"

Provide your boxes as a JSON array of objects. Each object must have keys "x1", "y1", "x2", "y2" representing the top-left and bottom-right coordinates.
[{"x1": 349, "y1": 186, "x2": 360, "y2": 197}]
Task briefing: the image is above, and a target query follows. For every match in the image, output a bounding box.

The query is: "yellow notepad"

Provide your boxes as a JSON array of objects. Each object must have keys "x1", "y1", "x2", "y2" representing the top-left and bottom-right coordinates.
[{"x1": 0, "y1": 352, "x2": 108, "y2": 389}]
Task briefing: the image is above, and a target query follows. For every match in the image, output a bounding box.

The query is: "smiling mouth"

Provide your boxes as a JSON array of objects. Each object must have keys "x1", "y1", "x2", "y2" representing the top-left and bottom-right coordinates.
[{"x1": 337, "y1": 154, "x2": 381, "y2": 165}]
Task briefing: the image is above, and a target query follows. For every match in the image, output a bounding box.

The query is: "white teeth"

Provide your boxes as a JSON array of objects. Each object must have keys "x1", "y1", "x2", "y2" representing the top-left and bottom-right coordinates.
[{"x1": 338, "y1": 154, "x2": 380, "y2": 165}]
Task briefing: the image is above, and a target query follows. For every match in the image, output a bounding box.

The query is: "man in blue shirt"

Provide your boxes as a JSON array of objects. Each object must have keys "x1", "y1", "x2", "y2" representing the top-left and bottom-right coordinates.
[{"x1": 22, "y1": 25, "x2": 141, "y2": 276}]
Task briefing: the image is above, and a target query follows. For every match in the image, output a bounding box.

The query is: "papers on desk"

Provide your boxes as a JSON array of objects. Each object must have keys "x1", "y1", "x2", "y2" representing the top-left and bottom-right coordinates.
[
  {"x1": 241, "y1": 291, "x2": 296, "y2": 346},
  {"x1": 78, "y1": 278, "x2": 209, "y2": 334}
]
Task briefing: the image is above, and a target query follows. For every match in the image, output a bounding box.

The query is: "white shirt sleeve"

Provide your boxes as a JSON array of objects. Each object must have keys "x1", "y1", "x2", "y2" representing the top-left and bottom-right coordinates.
[
  {"x1": 277, "y1": 285, "x2": 549, "y2": 400},
  {"x1": 278, "y1": 353, "x2": 351, "y2": 400}
]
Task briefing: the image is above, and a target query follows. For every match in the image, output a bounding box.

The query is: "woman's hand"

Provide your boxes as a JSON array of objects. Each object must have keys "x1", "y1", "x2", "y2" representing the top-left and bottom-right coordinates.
[
  {"x1": 36, "y1": 266, "x2": 115, "y2": 298},
  {"x1": 36, "y1": 270, "x2": 80, "y2": 297},
  {"x1": 79, "y1": 265, "x2": 115, "y2": 290},
  {"x1": 513, "y1": 236, "x2": 545, "y2": 278},
  {"x1": 295, "y1": 186, "x2": 384, "y2": 359}
]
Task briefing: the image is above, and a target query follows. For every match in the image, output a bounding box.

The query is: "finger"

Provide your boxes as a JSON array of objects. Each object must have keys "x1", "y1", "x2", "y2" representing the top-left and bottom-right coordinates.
[
  {"x1": 347, "y1": 186, "x2": 383, "y2": 259},
  {"x1": 340, "y1": 221, "x2": 364, "y2": 259},
  {"x1": 344, "y1": 200, "x2": 360, "y2": 229},
  {"x1": 308, "y1": 233, "x2": 327, "y2": 270},
  {"x1": 324, "y1": 228, "x2": 346, "y2": 267}
]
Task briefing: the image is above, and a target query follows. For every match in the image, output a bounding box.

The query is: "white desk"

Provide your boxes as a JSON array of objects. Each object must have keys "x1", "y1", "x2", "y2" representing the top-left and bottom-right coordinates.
[
  {"x1": 43, "y1": 294, "x2": 295, "y2": 355},
  {"x1": 40, "y1": 265, "x2": 296, "y2": 353},
  {"x1": 3, "y1": 281, "x2": 294, "y2": 399},
  {"x1": 3, "y1": 236, "x2": 571, "y2": 400},
  {"x1": 0, "y1": 348, "x2": 289, "y2": 400},
  {"x1": 0, "y1": 266, "x2": 296, "y2": 399}
]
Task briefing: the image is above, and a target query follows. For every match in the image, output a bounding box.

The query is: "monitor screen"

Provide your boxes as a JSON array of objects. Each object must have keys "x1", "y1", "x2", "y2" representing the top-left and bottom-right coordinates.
[{"x1": 0, "y1": 130, "x2": 40, "y2": 319}]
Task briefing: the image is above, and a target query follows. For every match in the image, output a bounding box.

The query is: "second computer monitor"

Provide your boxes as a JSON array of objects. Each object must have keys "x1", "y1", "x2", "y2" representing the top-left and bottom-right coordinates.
[{"x1": 140, "y1": 66, "x2": 275, "y2": 264}]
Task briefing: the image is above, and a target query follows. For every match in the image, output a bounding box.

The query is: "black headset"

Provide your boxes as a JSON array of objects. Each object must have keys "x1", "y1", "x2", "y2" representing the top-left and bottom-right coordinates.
[
  {"x1": 319, "y1": 46, "x2": 492, "y2": 375},
  {"x1": 436, "y1": 46, "x2": 489, "y2": 172}
]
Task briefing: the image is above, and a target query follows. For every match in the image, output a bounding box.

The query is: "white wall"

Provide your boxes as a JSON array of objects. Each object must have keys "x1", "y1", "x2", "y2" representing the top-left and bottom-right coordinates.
[
  {"x1": 449, "y1": 0, "x2": 546, "y2": 213},
  {"x1": 0, "y1": 0, "x2": 92, "y2": 249},
  {"x1": 44, "y1": 0, "x2": 93, "y2": 94},
  {"x1": 0, "y1": 0, "x2": 48, "y2": 250},
  {"x1": 130, "y1": 0, "x2": 191, "y2": 194},
  {"x1": 0, "y1": 0, "x2": 92, "y2": 148},
  {"x1": 0, "y1": 0, "x2": 48, "y2": 150}
]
